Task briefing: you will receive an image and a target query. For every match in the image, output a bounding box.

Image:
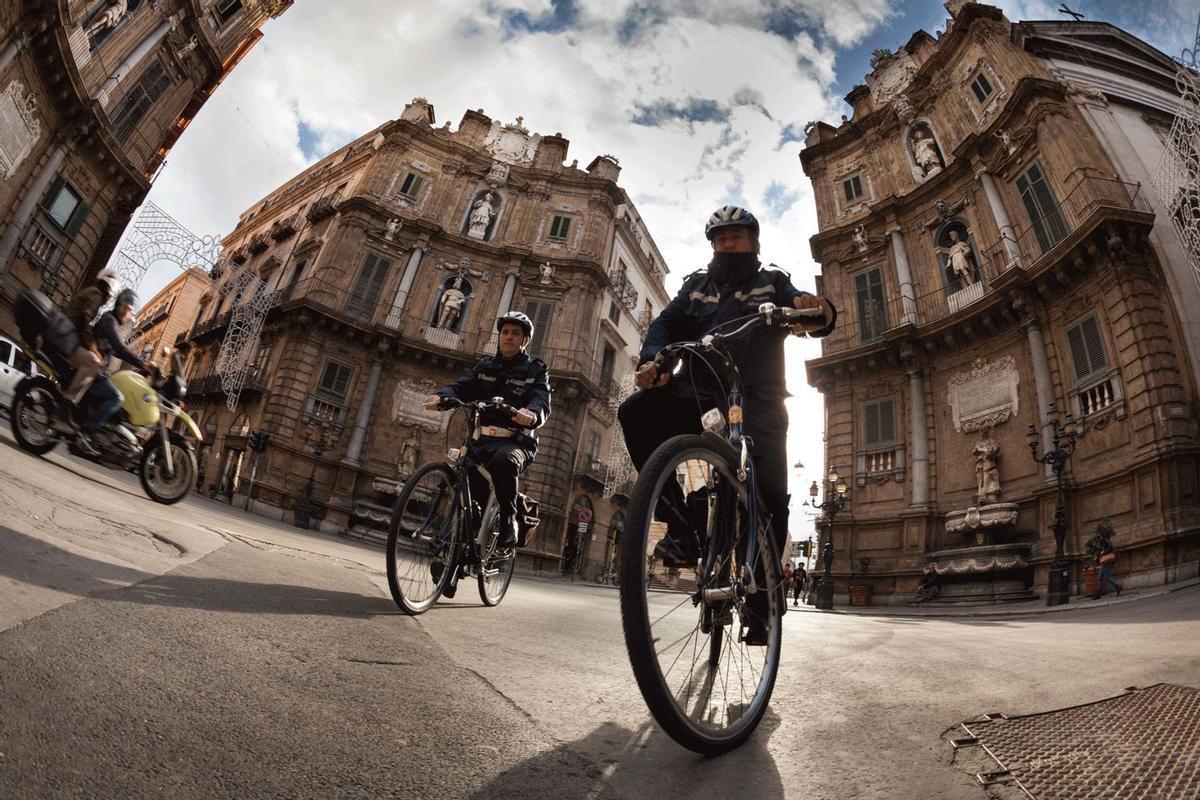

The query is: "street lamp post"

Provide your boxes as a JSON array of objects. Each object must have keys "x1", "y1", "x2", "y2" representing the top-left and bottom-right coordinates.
[
  {"x1": 805, "y1": 467, "x2": 849, "y2": 610},
  {"x1": 1027, "y1": 402, "x2": 1081, "y2": 606},
  {"x1": 293, "y1": 411, "x2": 344, "y2": 529}
]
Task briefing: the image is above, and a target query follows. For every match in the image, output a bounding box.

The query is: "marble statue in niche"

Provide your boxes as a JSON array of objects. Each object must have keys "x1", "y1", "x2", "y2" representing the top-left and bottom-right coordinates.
[
  {"x1": 853, "y1": 224, "x2": 868, "y2": 252},
  {"x1": 399, "y1": 440, "x2": 419, "y2": 478},
  {"x1": 909, "y1": 124, "x2": 945, "y2": 183},
  {"x1": 941, "y1": 229, "x2": 976, "y2": 288},
  {"x1": 974, "y1": 437, "x2": 1000, "y2": 504},
  {"x1": 540, "y1": 261, "x2": 554, "y2": 284},
  {"x1": 935, "y1": 220, "x2": 981, "y2": 291},
  {"x1": 385, "y1": 218, "x2": 401, "y2": 241},
  {"x1": 466, "y1": 191, "x2": 497, "y2": 240},
  {"x1": 88, "y1": 0, "x2": 128, "y2": 35},
  {"x1": 437, "y1": 276, "x2": 467, "y2": 329}
]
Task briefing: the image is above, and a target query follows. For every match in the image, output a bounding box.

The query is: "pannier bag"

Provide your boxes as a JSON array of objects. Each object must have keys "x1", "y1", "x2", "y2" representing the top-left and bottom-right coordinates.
[
  {"x1": 15, "y1": 289, "x2": 77, "y2": 355},
  {"x1": 516, "y1": 493, "x2": 540, "y2": 548}
]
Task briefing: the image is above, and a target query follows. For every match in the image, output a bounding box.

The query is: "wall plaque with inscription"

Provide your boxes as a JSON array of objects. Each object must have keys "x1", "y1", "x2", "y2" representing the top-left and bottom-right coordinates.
[{"x1": 948, "y1": 355, "x2": 1019, "y2": 433}]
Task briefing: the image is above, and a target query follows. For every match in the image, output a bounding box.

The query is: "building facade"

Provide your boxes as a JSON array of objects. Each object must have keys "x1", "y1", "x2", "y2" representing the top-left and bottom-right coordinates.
[
  {"x1": 177, "y1": 99, "x2": 669, "y2": 571},
  {"x1": 800, "y1": 1, "x2": 1200, "y2": 604},
  {"x1": 0, "y1": 0, "x2": 290, "y2": 335},
  {"x1": 128, "y1": 265, "x2": 210, "y2": 363}
]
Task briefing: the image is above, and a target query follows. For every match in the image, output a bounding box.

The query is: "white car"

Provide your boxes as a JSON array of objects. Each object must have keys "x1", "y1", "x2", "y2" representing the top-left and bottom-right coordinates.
[{"x1": 0, "y1": 334, "x2": 38, "y2": 413}]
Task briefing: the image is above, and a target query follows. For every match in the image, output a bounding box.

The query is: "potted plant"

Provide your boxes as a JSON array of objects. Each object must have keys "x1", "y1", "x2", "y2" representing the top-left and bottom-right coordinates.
[
  {"x1": 1082, "y1": 519, "x2": 1113, "y2": 598},
  {"x1": 849, "y1": 557, "x2": 873, "y2": 606}
]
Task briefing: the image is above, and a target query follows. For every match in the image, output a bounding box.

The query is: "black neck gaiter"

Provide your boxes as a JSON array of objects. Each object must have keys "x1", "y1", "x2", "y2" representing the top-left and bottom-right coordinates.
[{"x1": 708, "y1": 252, "x2": 760, "y2": 286}]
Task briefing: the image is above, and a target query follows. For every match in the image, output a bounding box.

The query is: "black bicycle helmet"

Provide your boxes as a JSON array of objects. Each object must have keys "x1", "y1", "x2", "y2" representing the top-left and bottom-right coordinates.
[
  {"x1": 705, "y1": 205, "x2": 760, "y2": 241},
  {"x1": 496, "y1": 310, "x2": 533, "y2": 338},
  {"x1": 115, "y1": 288, "x2": 138, "y2": 309}
]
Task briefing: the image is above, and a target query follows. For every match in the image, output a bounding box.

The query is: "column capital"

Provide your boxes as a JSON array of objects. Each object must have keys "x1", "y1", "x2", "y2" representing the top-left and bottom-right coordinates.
[
  {"x1": 973, "y1": 163, "x2": 992, "y2": 180},
  {"x1": 1018, "y1": 317, "x2": 1042, "y2": 336}
]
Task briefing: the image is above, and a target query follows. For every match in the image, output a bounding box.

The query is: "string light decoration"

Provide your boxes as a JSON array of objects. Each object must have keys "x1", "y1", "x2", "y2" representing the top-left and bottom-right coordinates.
[{"x1": 1152, "y1": 16, "x2": 1200, "y2": 285}]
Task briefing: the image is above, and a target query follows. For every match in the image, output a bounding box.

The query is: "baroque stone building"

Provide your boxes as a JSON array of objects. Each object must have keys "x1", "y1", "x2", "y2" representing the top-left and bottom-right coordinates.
[
  {"x1": 178, "y1": 99, "x2": 669, "y2": 570},
  {"x1": 0, "y1": 0, "x2": 290, "y2": 335},
  {"x1": 128, "y1": 265, "x2": 210, "y2": 363},
  {"x1": 800, "y1": 1, "x2": 1200, "y2": 604}
]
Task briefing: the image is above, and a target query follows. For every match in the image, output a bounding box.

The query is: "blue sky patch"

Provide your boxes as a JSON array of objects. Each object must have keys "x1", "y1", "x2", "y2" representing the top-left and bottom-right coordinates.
[
  {"x1": 632, "y1": 97, "x2": 728, "y2": 127},
  {"x1": 297, "y1": 120, "x2": 324, "y2": 161},
  {"x1": 496, "y1": 0, "x2": 580, "y2": 37}
]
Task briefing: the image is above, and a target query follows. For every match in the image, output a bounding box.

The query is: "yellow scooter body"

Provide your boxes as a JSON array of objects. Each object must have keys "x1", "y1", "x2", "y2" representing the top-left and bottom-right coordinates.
[{"x1": 111, "y1": 370, "x2": 161, "y2": 427}]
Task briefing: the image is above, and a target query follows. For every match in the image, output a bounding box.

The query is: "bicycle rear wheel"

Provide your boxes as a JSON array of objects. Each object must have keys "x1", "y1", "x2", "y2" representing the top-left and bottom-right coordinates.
[
  {"x1": 387, "y1": 462, "x2": 461, "y2": 615},
  {"x1": 619, "y1": 434, "x2": 783, "y2": 755},
  {"x1": 477, "y1": 504, "x2": 516, "y2": 606}
]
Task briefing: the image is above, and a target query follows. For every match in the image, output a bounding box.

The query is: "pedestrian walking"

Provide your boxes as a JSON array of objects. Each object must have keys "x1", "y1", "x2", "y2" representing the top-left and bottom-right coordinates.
[
  {"x1": 792, "y1": 564, "x2": 807, "y2": 606},
  {"x1": 1091, "y1": 521, "x2": 1122, "y2": 599}
]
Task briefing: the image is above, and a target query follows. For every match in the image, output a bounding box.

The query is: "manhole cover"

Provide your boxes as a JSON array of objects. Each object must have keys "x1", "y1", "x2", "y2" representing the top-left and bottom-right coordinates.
[{"x1": 947, "y1": 684, "x2": 1200, "y2": 799}]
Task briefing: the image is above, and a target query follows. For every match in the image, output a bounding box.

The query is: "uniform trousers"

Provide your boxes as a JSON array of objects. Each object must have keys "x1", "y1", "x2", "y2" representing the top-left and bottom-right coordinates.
[
  {"x1": 466, "y1": 437, "x2": 533, "y2": 519},
  {"x1": 617, "y1": 387, "x2": 791, "y2": 555}
]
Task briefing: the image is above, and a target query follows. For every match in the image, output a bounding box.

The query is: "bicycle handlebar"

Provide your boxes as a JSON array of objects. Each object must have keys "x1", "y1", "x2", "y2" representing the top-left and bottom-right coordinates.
[
  {"x1": 651, "y1": 302, "x2": 827, "y2": 375},
  {"x1": 437, "y1": 395, "x2": 522, "y2": 420}
]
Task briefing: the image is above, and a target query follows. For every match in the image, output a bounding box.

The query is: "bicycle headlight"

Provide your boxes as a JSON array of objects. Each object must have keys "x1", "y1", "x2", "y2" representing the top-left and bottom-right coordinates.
[
  {"x1": 447, "y1": 447, "x2": 461, "y2": 462},
  {"x1": 701, "y1": 407, "x2": 726, "y2": 433}
]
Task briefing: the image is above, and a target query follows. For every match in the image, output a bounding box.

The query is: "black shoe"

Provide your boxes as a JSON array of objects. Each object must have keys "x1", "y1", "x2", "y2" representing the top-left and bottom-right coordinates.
[
  {"x1": 497, "y1": 509, "x2": 518, "y2": 549},
  {"x1": 1115, "y1": 584, "x2": 1122, "y2": 597},
  {"x1": 430, "y1": 561, "x2": 444, "y2": 584},
  {"x1": 74, "y1": 433, "x2": 100, "y2": 458},
  {"x1": 653, "y1": 527, "x2": 698, "y2": 566},
  {"x1": 741, "y1": 623, "x2": 769, "y2": 646},
  {"x1": 442, "y1": 580, "x2": 457, "y2": 599}
]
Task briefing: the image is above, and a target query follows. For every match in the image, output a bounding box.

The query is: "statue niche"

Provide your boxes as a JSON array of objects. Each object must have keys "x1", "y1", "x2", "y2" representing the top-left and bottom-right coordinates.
[
  {"x1": 935, "y1": 219, "x2": 982, "y2": 292},
  {"x1": 431, "y1": 275, "x2": 473, "y2": 332},
  {"x1": 906, "y1": 121, "x2": 945, "y2": 184},
  {"x1": 463, "y1": 189, "x2": 502, "y2": 241}
]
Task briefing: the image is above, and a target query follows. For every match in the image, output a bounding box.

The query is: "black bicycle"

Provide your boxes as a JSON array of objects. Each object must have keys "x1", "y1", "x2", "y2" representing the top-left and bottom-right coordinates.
[
  {"x1": 385, "y1": 397, "x2": 538, "y2": 614},
  {"x1": 618, "y1": 301, "x2": 827, "y2": 754}
]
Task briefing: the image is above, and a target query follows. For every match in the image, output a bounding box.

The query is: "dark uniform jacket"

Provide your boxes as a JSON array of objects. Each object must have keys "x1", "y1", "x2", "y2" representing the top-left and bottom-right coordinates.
[
  {"x1": 640, "y1": 264, "x2": 837, "y2": 404},
  {"x1": 437, "y1": 351, "x2": 552, "y2": 449}
]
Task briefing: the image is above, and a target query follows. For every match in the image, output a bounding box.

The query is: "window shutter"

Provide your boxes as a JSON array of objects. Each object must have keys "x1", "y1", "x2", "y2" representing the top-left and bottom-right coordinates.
[
  {"x1": 65, "y1": 198, "x2": 88, "y2": 237},
  {"x1": 864, "y1": 402, "x2": 880, "y2": 445},
  {"x1": 864, "y1": 399, "x2": 896, "y2": 446},
  {"x1": 1081, "y1": 316, "x2": 1108, "y2": 374},
  {"x1": 523, "y1": 300, "x2": 554, "y2": 356},
  {"x1": 880, "y1": 400, "x2": 895, "y2": 443},
  {"x1": 345, "y1": 253, "x2": 390, "y2": 319}
]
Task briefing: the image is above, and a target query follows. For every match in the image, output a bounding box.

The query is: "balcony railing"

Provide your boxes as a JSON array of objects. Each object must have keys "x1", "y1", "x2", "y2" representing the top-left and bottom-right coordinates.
[
  {"x1": 575, "y1": 455, "x2": 608, "y2": 486},
  {"x1": 820, "y1": 176, "x2": 1152, "y2": 358},
  {"x1": 270, "y1": 212, "x2": 301, "y2": 241},
  {"x1": 609, "y1": 269, "x2": 638, "y2": 313},
  {"x1": 248, "y1": 232, "x2": 271, "y2": 255},
  {"x1": 306, "y1": 192, "x2": 342, "y2": 222}
]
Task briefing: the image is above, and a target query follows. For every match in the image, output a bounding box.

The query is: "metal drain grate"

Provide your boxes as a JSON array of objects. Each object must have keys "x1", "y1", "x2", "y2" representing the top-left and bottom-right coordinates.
[{"x1": 950, "y1": 684, "x2": 1200, "y2": 799}]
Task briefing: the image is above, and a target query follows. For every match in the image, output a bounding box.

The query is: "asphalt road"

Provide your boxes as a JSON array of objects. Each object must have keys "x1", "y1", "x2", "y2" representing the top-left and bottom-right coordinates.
[{"x1": 1, "y1": 427, "x2": 1198, "y2": 799}]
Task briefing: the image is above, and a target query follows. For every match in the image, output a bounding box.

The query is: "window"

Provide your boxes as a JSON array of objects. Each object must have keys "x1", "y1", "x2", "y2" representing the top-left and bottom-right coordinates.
[
  {"x1": 585, "y1": 431, "x2": 602, "y2": 464},
  {"x1": 863, "y1": 400, "x2": 896, "y2": 446},
  {"x1": 854, "y1": 267, "x2": 888, "y2": 343},
  {"x1": 1015, "y1": 162, "x2": 1068, "y2": 254},
  {"x1": 318, "y1": 360, "x2": 352, "y2": 398},
  {"x1": 109, "y1": 60, "x2": 172, "y2": 144},
  {"x1": 42, "y1": 178, "x2": 85, "y2": 234},
  {"x1": 215, "y1": 0, "x2": 243, "y2": 23},
  {"x1": 398, "y1": 172, "x2": 424, "y2": 200},
  {"x1": 0, "y1": 338, "x2": 11, "y2": 365},
  {"x1": 860, "y1": 398, "x2": 901, "y2": 478},
  {"x1": 343, "y1": 252, "x2": 391, "y2": 320},
  {"x1": 970, "y1": 72, "x2": 994, "y2": 103},
  {"x1": 549, "y1": 215, "x2": 572, "y2": 240},
  {"x1": 607, "y1": 300, "x2": 620, "y2": 325},
  {"x1": 522, "y1": 300, "x2": 555, "y2": 356},
  {"x1": 1065, "y1": 315, "x2": 1109, "y2": 385},
  {"x1": 599, "y1": 343, "x2": 616, "y2": 387},
  {"x1": 842, "y1": 175, "x2": 863, "y2": 203}
]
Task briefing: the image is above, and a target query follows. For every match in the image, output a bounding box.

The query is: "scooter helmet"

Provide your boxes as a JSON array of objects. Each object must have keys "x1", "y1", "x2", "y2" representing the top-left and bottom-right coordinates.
[
  {"x1": 704, "y1": 206, "x2": 760, "y2": 241},
  {"x1": 95, "y1": 268, "x2": 122, "y2": 299},
  {"x1": 496, "y1": 310, "x2": 533, "y2": 338},
  {"x1": 115, "y1": 288, "x2": 138, "y2": 309}
]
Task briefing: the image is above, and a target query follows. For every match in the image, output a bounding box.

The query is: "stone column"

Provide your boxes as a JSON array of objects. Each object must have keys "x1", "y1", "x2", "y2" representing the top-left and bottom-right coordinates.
[
  {"x1": 0, "y1": 144, "x2": 67, "y2": 276},
  {"x1": 908, "y1": 368, "x2": 929, "y2": 507},
  {"x1": 1021, "y1": 318, "x2": 1054, "y2": 480},
  {"x1": 342, "y1": 359, "x2": 383, "y2": 467},
  {"x1": 888, "y1": 227, "x2": 918, "y2": 324},
  {"x1": 383, "y1": 246, "x2": 423, "y2": 328},
  {"x1": 976, "y1": 168, "x2": 1022, "y2": 268},
  {"x1": 94, "y1": 21, "x2": 172, "y2": 107},
  {"x1": 497, "y1": 271, "x2": 518, "y2": 313},
  {"x1": 0, "y1": 33, "x2": 25, "y2": 74}
]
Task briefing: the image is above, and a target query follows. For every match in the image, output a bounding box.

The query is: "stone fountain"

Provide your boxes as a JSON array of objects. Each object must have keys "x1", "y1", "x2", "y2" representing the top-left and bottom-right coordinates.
[{"x1": 922, "y1": 436, "x2": 1036, "y2": 605}]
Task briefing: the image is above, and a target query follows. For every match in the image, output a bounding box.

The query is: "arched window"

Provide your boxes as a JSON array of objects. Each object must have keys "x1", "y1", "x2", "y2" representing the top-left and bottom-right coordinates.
[
  {"x1": 934, "y1": 218, "x2": 983, "y2": 294},
  {"x1": 429, "y1": 275, "x2": 474, "y2": 332}
]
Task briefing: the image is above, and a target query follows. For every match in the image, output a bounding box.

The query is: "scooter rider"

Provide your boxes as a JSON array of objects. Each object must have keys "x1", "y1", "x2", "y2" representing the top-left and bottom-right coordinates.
[
  {"x1": 78, "y1": 288, "x2": 152, "y2": 450},
  {"x1": 617, "y1": 206, "x2": 837, "y2": 577},
  {"x1": 423, "y1": 310, "x2": 551, "y2": 549}
]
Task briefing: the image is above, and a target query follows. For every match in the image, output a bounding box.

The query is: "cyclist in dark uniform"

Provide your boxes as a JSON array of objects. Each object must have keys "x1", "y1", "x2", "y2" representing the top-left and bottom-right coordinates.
[
  {"x1": 618, "y1": 205, "x2": 837, "y2": 572},
  {"x1": 424, "y1": 311, "x2": 551, "y2": 550}
]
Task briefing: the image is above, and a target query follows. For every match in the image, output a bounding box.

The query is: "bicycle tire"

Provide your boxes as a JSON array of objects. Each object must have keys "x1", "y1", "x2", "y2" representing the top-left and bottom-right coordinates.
[
  {"x1": 619, "y1": 434, "x2": 783, "y2": 755},
  {"x1": 386, "y1": 462, "x2": 461, "y2": 615},
  {"x1": 477, "y1": 504, "x2": 516, "y2": 606}
]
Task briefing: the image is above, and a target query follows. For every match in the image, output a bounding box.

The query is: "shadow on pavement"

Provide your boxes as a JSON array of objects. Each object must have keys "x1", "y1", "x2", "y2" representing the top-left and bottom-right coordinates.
[
  {"x1": 466, "y1": 711, "x2": 785, "y2": 800},
  {"x1": 0, "y1": 529, "x2": 398, "y2": 619}
]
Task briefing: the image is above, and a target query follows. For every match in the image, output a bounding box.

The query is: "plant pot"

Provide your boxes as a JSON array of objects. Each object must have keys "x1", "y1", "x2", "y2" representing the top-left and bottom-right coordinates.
[
  {"x1": 849, "y1": 585, "x2": 872, "y2": 606},
  {"x1": 1083, "y1": 565, "x2": 1098, "y2": 597}
]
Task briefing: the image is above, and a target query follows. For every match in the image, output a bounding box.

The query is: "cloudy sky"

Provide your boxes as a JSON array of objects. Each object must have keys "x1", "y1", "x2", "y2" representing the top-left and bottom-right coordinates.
[{"x1": 131, "y1": 0, "x2": 1197, "y2": 535}]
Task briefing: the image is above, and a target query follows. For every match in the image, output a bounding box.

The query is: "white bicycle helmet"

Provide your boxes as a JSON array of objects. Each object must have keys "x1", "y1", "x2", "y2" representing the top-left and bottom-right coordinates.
[
  {"x1": 705, "y1": 206, "x2": 760, "y2": 241},
  {"x1": 95, "y1": 267, "x2": 122, "y2": 298}
]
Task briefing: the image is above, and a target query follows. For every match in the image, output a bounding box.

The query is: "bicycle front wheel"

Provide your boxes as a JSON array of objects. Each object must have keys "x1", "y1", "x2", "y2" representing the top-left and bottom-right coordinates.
[
  {"x1": 619, "y1": 434, "x2": 783, "y2": 755},
  {"x1": 477, "y1": 504, "x2": 516, "y2": 606},
  {"x1": 387, "y1": 462, "x2": 462, "y2": 615}
]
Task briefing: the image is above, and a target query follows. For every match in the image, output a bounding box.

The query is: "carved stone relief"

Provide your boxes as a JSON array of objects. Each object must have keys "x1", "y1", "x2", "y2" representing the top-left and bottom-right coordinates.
[
  {"x1": 0, "y1": 80, "x2": 40, "y2": 180},
  {"x1": 390, "y1": 379, "x2": 446, "y2": 432},
  {"x1": 947, "y1": 355, "x2": 1020, "y2": 433},
  {"x1": 483, "y1": 117, "x2": 541, "y2": 165}
]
